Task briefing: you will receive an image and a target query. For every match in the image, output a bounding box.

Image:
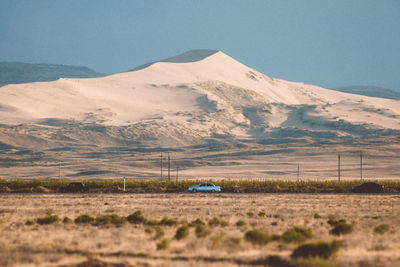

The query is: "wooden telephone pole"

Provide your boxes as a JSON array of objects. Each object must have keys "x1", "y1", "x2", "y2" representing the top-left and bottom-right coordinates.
[
  {"x1": 338, "y1": 152, "x2": 341, "y2": 182},
  {"x1": 167, "y1": 152, "x2": 170, "y2": 181}
]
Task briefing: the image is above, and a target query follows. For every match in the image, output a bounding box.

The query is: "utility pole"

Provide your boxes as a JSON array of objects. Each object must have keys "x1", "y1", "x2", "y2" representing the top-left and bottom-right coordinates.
[
  {"x1": 338, "y1": 152, "x2": 341, "y2": 182},
  {"x1": 167, "y1": 152, "x2": 170, "y2": 181},
  {"x1": 360, "y1": 151, "x2": 363, "y2": 180},
  {"x1": 59, "y1": 154, "x2": 61, "y2": 179},
  {"x1": 297, "y1": 164, "x2": 300, "y2": 182},
  {"x1": 176, "y1": 167, "x2": 178, "y2": 182},
  {"x1": 123, "y1": 176, "x2": 126, "y2": 192},
  {"x1": 160, "y1": 152, "x2": 163, "y2": 180}
]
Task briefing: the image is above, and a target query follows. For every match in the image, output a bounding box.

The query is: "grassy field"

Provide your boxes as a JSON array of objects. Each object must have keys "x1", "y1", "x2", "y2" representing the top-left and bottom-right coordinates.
[
  {"x1": 1, "y1": 178, "x2": 400, "y2": 193},
  {"x1": 0, "y1": 193, "x2": 399, "y2": 266}
]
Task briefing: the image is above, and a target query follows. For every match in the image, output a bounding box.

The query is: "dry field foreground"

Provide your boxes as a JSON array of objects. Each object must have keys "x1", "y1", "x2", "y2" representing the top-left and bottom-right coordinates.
[{"x1": 0, "y1": 193, "x2": 399, "y2": 266}]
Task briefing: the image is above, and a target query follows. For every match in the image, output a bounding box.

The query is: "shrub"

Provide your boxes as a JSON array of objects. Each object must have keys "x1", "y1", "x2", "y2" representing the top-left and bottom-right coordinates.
[
  {"x1": 127, "y1": 210, "x2": 145, "y2": 224},
  {"x1": 297, "y1": 258, "x2": 338, "y2": 267},
  {"x1": 195, "y1": 224, "x2": 211, "y2": 238},
  {"x1": 175, "y1": 225, "x2": 189, "y2": 240},
  {"x1": 327, "y1": 218, "x2": 346, "y2": 227},
  {"x1": 236, "y1": 220, "x2": 246, "y2": 227},
  {"x1": 145, "y1": 227, "x2": 154, "y2": 234},
  {"x1": 154, "y1": 226, "x2": 165, "y2": 239},
  {"x1": 94, "y1": 214, "x2": 127, "y2": 226},
  {"x1": 75, "y1": 214, "x2": 94, "y2": 224},
  {"x1": 247, "y1": 211, "x2": 254, "y2": 217},
  {"x1": 160, "y1": 217, "x2": 178, "y2": 226},
  {"x1": 25, "y1": 219, "x2": 35, "y2": 225},
  {"x1": 313, "y1": 213, "x2": 322, "y2": 219},
  {"x1": 36, "y1": 215, "x2": 60, "y2": 225},
  {"x1": 374, "y1": 224, "x2": 389, "y2": 234},
  {"x1": 189, "y1": 218, "x2": 205, "y2": 227},
  {"x1": 281, "y1": 226, "x2": 313, "y2": 243},
  {"x1": 63, "y1": 217, "x2": 72, "y2": 224},
  {"x1": 244, "y1": 228, "x2": 271, "y2": 246},
  {"x1": 291, "y1": 240, "x2": 344, "y2": 259},
  {"x1": 144, "y1": 219, "x2": 160, "y2": 226},
  {"x1": 258, "y1": 211, "x2": 266, "y2": 217},
  {"x1": 330, "y1": 222, "x2": 353, "y2": 236},
  {"x1": 208, "y1": 217, "x2": 228, "y2": 227},
  {"x1": 157, "y1": 238, "x2": 170, "y2": 250}
]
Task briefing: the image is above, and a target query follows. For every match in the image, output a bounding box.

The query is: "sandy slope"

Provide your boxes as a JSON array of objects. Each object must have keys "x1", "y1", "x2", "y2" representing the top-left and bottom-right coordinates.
[{"x1": 1, "y1": 50, "x2": 399, "y2": 133}]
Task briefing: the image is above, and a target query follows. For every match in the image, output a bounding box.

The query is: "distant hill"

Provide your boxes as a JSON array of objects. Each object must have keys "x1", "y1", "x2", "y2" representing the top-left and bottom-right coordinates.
[
  {"x1": 333, "y1": 86, "x2": 400, "y2": 100},
  {"x1": 0, "y1": 62, "x2": 106, "y2": 87}
]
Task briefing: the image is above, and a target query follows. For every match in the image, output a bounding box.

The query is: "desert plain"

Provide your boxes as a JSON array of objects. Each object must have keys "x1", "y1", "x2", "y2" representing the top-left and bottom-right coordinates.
[{"x1": 0, "y1": 193, "x2": 399, "y2": 267}]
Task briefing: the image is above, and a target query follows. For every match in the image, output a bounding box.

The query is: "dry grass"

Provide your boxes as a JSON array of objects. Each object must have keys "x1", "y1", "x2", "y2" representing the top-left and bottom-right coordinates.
[{"x1": 0, "y1": 193, "x2": 399, "y2": 266}]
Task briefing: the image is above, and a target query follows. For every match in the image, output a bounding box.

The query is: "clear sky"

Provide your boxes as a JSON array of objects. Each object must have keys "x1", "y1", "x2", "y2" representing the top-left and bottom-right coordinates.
[{"x1": 1, "y1": 0, "x2": 399, "y2": 91}]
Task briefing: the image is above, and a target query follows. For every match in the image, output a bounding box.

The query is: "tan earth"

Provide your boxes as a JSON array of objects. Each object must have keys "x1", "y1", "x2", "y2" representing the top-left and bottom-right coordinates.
[{"x1": 0, "y1": 193, "x2": 399, "y2": 266}]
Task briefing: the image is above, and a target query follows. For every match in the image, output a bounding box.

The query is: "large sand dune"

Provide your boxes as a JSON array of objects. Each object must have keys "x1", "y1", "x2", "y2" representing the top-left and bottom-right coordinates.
[{"x1": 1, "y1": 50, "x2": 399, "y2": 179}]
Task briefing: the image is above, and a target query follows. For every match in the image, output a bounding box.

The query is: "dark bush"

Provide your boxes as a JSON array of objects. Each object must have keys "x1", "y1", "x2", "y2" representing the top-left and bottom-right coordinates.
[
  {"x1": 244, "y1": 228, "x2": 271, "y2": 246},
  {"x1": 25, "y1": 219, "x2": 35, "y2": 226},
  {"x1": 157, "y1": 238, "x2": 170, "y2": 250},
  {"x1": 75, "y1": 214, "x2": 95, "y2": 224},
  {"x1": 208, "y1": 217, "x2": 228, "y2": 227},
  {"x1": 94, "y1": 214, "x2": 127, "y2": 226},
  {"x1": 144, "y1": 219, "x2": 160, "y2": 226},
  {"x1": 281, "y1": 226, "x2": 313, "y2": 243},
  {"x1": 160, "y1": 217, "x2": 178, "y2": 226},
  {"x1": 175, "y1": 225, "x2": 189, "y2": 240},
  {"x1": 291, "y1": 240, "x2": 344, "y2": 259},
  {"x1": 236, "y1": 219, "x2": 246, "y2": 227},
  {"x1": 195, "y1": 224, "x2": 211, "y2": 238},
  {"x1": 313, "y1": 213, "x2": 322, "y2": 219},
  {"x1": 189, "y1": 218, "x2": 205, "y2": 227},
  {"x1": 374, "y1": 224, "x2": 389, "y2": 234},
  {"x1": 127, "y1": 210, "x2": 145, "y2": 224},
  {"x1": 330, "y1": 222, "x2": 353, "y2": 236},
  {"x1": 36, "y1": 215, "x2": 60, "y2": 225},
  {"x1": 63, "y1": 217, "x2": 72, "y2": 224}
]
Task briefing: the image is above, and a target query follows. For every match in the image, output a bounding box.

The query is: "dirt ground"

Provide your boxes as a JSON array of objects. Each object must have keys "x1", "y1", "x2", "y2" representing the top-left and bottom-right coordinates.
[{"x1": 0, "y1": 193, "x2": 399, "y2": 266}]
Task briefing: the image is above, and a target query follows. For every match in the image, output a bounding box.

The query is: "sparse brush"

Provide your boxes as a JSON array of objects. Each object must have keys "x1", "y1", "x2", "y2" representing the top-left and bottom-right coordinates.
[
  {"x1": 94, "y1": 214, "x2": 127, "y2": 226},
  {"x1": 75, "y1": 214, "x2": 94, "y2": 224},
  {"x1": 244, "y1": 228, "x2": 271, "y2": 246},
  {"x1": 327, "y1": 218, "x2": 346, "y2": 227},
  {"x1": 63, "y1": 217, "x2": 72, "y2": 224},
  {"x1": 313, "y1": 213, "x2": 322, "y2": 219},
  {"x1": 195, "y1": 224, "x2": 211, "y2": 238},
  {"x1": 25, "y1": 219, "x2": 35, "y2": 226},
  {"x1": 281, "y1": 226, "x2": 313, "y2": 243},
  {"x1": 208, "y1": 217, "x2": 228, "y2": 227},
  {"x1": 127, "y1": 210, "x2": 145, "y2": 224},
  {"x1": 297, "y1": 258, "x2": 338, "y2": 267},
  {"x1": 246, "y1": 211, "x2": 254, "y2": 217},
  {"x1": 175, "y1": 225, "x2": 189, "y2": 240},
  {"x1": 291, "y1": 240, "x2": 344, "y2": 259},
  {"x1": 189, "y1": 218, "x2": 205, "y2": 227},
  {"x1": 156, "y1": 238, "x2": 170, "y2": 250},
  {"x1": 330, "y1": 221, "x2": 353, "y2": 236},
  {"x1": 211, "y1": 230, "x2": 226, "y2": 248},
  {"x1": 236, "y1": 220, "x2": 246, "y2": 227},
  {"x1": 160, "y1": 217, "x2": 178, "y2": 226},
  {"x1": 144, "y1": 219, "x2": 160, "y2": 226},
  {"x1": 258, "y1": 211, "x2": 266, "y2": 217},
  {"x1": 226, "y1": 236, "x2": 242, "y2": 245},
  {"x1": 153, "y1": 226, "x2": 165, "y2": 239},
  {"x1": 374, "y1": 224, "x2": 389, "y2": 234},
  {"x1": 36, "y1": 215, "x2": 60, "y2": 225},
  {"x1": 145, "y1": 227, "x2": 154, "y2": 234}
]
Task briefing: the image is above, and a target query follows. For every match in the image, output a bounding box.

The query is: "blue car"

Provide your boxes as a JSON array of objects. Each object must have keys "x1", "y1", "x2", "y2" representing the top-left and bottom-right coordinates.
[{"x1": 188, "y1": 183, "x2": 221, "y2": 193}]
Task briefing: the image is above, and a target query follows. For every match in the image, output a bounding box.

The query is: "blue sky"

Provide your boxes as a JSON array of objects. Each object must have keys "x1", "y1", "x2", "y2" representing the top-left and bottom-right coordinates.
[{"x1": 1, "y1": 0, "x2": 399, "y2": 91}]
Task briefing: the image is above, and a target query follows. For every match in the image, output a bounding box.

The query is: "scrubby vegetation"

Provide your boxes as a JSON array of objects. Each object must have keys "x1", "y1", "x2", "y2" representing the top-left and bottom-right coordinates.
[
  {"x1": 2, "y1": 179, "x2": 399, "y2": 193},
  {"x1": 374, "y1": 224, "x2": 389, "y2": 234},
  {"x1": 195, "y1": 224, "x2": 211, "y2": 238},
  {"x1": 281, "y1": 226, "x2": 313, "y2": 243},
  {"x1": 74, "y1": 214, "x2": 95, "y2": 224},
  {"x1": 291, "y1": 240, "x2": 344, "y2": 259},
  {"x1": 296, "y1": 258, "x2": 338, "y2": 267},
  {"x1": 156, "y1": 238, "x2": 170, "y2": 250},
  {"x1": 236, "y1": 219, "x2": 246, "y2": 227},
  {"x1": 208, "y1": 217, "x2": 229, "y2": 227},
  {"x1": 328, "y1": 219, "x2": 354, "y2": 236},
  {"x1": 175, "y1": 225, "x2": 189, "y2": 240},
  {"x1": 94, "y1": 214, "x2": 127, "y2": 226},
  {"x1": 127, "y1": 210, "x2": 145, "y2": 224},
  {"x1": 245, "y1": 228, "x2": 271, "y2": 246},
  {"x1": 36, "y1": 215, "x2": 60, "y2": 225}
]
